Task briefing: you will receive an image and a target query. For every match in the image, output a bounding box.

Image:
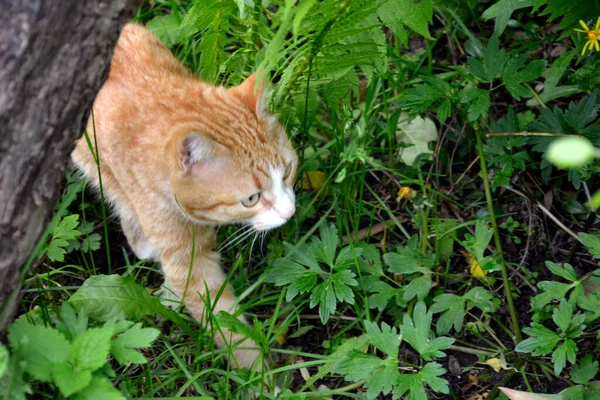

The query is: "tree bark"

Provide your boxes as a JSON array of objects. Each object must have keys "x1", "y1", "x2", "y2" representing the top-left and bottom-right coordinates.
[{"x1": 0, "y1": 0, "x2": 141, "y2": 330}]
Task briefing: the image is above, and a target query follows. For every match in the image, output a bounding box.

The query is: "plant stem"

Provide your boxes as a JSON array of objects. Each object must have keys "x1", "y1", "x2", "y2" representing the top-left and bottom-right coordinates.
[{"x1": 474, "y1": 124, "x2": 522, "y2": 343}]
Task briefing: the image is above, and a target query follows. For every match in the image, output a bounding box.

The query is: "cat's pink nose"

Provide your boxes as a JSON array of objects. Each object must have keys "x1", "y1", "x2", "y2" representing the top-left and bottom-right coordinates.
[{"x1": 280, "y1": 204, "x2": 296, "y2": 220}]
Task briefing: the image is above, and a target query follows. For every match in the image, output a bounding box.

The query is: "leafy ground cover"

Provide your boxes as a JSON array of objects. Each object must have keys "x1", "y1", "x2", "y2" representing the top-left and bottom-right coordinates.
[{"x1": 3, "y1": 0, "x2": 600, "y2": 399}]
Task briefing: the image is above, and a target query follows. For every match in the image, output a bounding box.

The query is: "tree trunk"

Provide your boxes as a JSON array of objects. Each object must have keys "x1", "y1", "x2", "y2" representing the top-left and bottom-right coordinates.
[{"x1": 0, "y1": 0, "x2": 141, "y2": 331}]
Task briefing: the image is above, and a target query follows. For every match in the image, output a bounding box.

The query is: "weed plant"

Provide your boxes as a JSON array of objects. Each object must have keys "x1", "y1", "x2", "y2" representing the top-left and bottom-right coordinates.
[{"x1": 2, "y1": 0, "x2": 600, "y2": 399}]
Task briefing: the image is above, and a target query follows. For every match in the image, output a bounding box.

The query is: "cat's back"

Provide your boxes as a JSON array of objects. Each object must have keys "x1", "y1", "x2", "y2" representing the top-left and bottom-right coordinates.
[{"x1": 109, "y1": 23, "x2": 190, "y2": 83}]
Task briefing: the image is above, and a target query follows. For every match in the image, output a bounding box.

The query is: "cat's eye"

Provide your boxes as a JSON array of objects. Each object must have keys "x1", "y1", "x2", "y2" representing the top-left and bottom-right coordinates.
[
  {"x1": 283, "y1": 163, "x2": 293, "y2": 180},
  {"x1": 241, "y1": 192, "x2": 261, "y2": 208}
]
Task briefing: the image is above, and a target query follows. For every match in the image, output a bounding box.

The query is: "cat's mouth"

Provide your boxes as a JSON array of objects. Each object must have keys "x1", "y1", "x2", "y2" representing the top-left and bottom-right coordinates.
[{"x1": 252, "y1": 219, "x2": 289, "y2": 231}]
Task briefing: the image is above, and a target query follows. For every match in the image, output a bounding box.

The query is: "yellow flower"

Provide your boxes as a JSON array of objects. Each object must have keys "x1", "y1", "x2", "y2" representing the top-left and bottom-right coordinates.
[
  {"x1": 462, "y1": 251, "x2": 487, "y2": 278},
  {"x1": 575, "y1": 17, "x2": 600, "y2": 55},
  {"x1": 397, "y1": 186, "x2": 417, "y2": 201}
]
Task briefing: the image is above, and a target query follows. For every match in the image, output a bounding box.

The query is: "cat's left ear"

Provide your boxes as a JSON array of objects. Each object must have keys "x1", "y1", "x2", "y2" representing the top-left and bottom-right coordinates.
[{"x1": 230, "y1": 72, "x2": 267, "y2": 114}]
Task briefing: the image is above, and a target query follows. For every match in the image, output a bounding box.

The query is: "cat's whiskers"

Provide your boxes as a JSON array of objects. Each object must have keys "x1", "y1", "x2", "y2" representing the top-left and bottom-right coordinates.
[
  {"x1": 248, "y1": 230, "x2": 260, "y2": 265},
  {"x1": 218, "y1": 225, "x2": 255, "y2": 253}
]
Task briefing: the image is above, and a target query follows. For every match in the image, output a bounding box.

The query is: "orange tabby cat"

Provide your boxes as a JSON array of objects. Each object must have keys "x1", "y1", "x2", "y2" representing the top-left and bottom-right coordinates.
[{"x1": 71, "y1": 23, "x2": 297, "y2": 369}]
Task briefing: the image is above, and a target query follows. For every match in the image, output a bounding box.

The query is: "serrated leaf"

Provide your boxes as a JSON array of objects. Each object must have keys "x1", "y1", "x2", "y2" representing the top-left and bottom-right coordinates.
[
  {"x1": 69, "y1": 274, "x2": 172, "y2": 322},
  {"x1": 552, "y1": 298, "x2": 572, "y2": 333},
  {"x1": 364, "y1": 320, "x2": 400, "y2": 357},
  {"x1": 0, "y1": 345, "x2": 29, "y2": 400},
  {"x1": 552, "y1": 339, "x2": 577, "y2": 376},
  {"x1": 430, "y1": 294, "x2": 465, "y2": 335},
  {"x1": 419, "y1": 362, "x2": 450, "y2": 393},
  {"x1": 146, "y1": 14, "x2": 182, "y2": 47},
  {"x1": 293, "y1": 0, "x2": 316, "y2": 37},
  {"x1": 531, "y1": 281, "x2": 577, "y2": 309},
  {"x1": 333, "y1": 350, "x2": 385, "y2": 381},
  {"x1": 52, "y1": 361, "x2": 92, "y2": 397},
  {"x1": 70, "y1": 327, "x2": 112, "y2": 371},
  {"x1": 467, "y1": 36, "x2": 507, "y2": 82},
  {"x1": 402, "y1": 276, "x2": 432, "y2": 301},
  {"x1": 110, "y1": 323, "x2": 159, "y2": 365},
  {"x1": 71, "y1": 376, "x2": 125, "y2": 400},
  {"x1": 579, "y1": 233, "x2": 600, "y2": 259},
  {"x1": 516, "y1": 324, "x2": 561, "y2": 355},
  {"x1": 56, "y1": 302, "x2": 88, "y2": 340},
  {"x1": 437, "y1": 99, "x2": 451, "y2": 125},
  {"x1": 502, "y1": 56, "x2": 547, "y2": 101},
  {"x1": 393, "y1": 0, "x2": 433, "y2": 39},
  {"x1": 315, "y1": 224, "x2": 338, "y2": 266},
  {"x1": 571, "y1": 354, "x2": 599, "y2": 385},
  {"x1": 458, "y1": 88, "x2": 490, "y2": 122},
  {"x1": 482, "y1": 0, "x2": 534, "y2": 36},
  {"x1": 401, "y1": 301, "x2": 454, "y2": 360},
  {"x1": 331, "y1": 270, "x2": 357, "y2": 304},
  {"x1": 7, "y1": 323, "x2": 69, "y2": 382}
]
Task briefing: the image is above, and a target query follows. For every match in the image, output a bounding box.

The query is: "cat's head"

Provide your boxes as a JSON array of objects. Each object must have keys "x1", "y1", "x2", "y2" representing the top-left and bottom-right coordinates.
[{"x1": 169, "y1": 74, "x2": 297, "y2": 231}]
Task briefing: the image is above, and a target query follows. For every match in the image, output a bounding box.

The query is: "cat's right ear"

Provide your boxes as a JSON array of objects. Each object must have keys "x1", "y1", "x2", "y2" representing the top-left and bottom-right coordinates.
[{"x1": 177, "y1": 132, "x2": 217, "y2": 172}]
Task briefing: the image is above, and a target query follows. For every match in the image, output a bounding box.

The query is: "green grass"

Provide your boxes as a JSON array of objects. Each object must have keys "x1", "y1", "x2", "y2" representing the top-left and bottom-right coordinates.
[{"x1": 4, "y1": 0, "x2": 600, "y2": 399}]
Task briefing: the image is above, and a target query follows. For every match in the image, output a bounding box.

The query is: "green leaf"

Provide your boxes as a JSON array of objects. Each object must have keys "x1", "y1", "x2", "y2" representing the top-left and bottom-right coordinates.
[
  {"x1": 365, "y1": 279, "x2": 398, "y2": 311},
  {"x1": 7, "y1": 322, "x2": 70, "y2": 382},
  {"x1": 579, "y1": 233, "x2": 600, "y2": 259},
  {"x1": 54, "y1": 214, "x2": 82, "y2": 241},
  {"x1": 458, "y1": 88, "x2": 490, "y2": 122},
  {"x1": 0, "y1": 345, "x2": 29, "y2": 400},
  {"x1": 465, "y1": 287, "x2": 501, "y2": 312},
  {"x1": 571, "y1": 355, "x2": 599, "y2": 385},
  {"x1": 402, "y1": 276, "x2": 432, "y2": 301},
  {"x1": 71, "y1": 376, "x2": 125, "y2": 400},
  {"x1": 516, "y1": 324, "x2": 561, "y2": 356},
  {"x1": 502, "y1": 56, "x2": 547, "y2": 100},
  {"x1": 467, "y1": 36, "x2": 507, "y2": 82},
  {"x1": 318, "y1": 334, "x2": 369, "y2": 380},
  {"x1": 56, "y1": 302, "x2": 88, "y2": 340},
  {"x1": 552, "y1": 298, "x2": 572, "y2": 333},
  {"x1": 333, "y1": 350, "x2": 386, "y2": 382},
  {"x1": 527, "y1": 50, "x2": 581, "y2": 106},
  {"x1": 146, "y1": 14, "x2": 182, "y2": 47},
  {"x1": 0, "y1": 344, "x2": 7, "y2": 380},
  {"x1": 481, "y1": 0, "x2": 534, "y2": 36},
  {"x1": 430, "y1": 294, "x2": 465, "y2": 335},
  {"x1": 392, "y1": 0, "x2": 433, "y2": 39},
  {"x1": 52, "y1": 361, "x2": 92, "y2": 397},
  {"x1": 110, "y1": 323, "x2": 159, "y2": 365},
  {"x1": 70, "y1": 327, "x2": 113, "y2": 371},
  {"x1": 293, "y1": 0, "x2": 317, "y2": 37},
  {"x1": 357, "y1": 243, "x2": 383, "y2": 276},
  {"x1": 331, "y1": 269, "x2": 357, "y2": 304},
  {"x1": 384, "y1": 239, "x2": 434, "y2": 275},
  {"x1": 401, "y1": 301, "x2": 454, "y2": 360},
  {"x1": 314, "y1": 224, "x2": 338, "y2": 266},
  {"x1": 70, "y1": 274, "x2": 172, "y2": 322},
  {"x1": 396, "y1": 76, "x2": 450, "y2": 113},
  {"x1": 464, "y1": 220, "x2": 494, "y2": 260},
  {"x1": 437, "y1": 99, "x2": 451, "y2": 125},
  {"x1": 552, "y1": 339, "x2": 577, "y2": 376},
  {"x1": 419, "y1": 362, "x2": 450, "y2": 394},
  {"x1": 364, "y1": 320, "x2": 400, "y2": 358}
]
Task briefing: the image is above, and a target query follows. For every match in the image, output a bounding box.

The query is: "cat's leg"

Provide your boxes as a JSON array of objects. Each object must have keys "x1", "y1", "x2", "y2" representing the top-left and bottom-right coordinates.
[
  {"x1": 120, "y1": 211, "x2": 157, "y2": 261},
  {"x1": 160, "y1": 246, "x2": 262, "y2": 370}
]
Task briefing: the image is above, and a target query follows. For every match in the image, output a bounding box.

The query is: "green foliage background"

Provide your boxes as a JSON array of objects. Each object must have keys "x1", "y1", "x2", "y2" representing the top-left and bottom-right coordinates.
[{"x1": 3, "y1": 0, "x2": 600, "y2": 399}]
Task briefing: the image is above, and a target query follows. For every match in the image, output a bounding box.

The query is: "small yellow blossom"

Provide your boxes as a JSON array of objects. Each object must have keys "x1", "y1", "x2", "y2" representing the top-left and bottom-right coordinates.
[
  {"x1": 575, "y1": 17, "x2": 600, "y2": 55},
  {"x1": 462, "y1": 251, "x2": 487, "y2": 278},
  {"x1": 397, "y1": 186, "x2": 417, "y2": 201}
]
